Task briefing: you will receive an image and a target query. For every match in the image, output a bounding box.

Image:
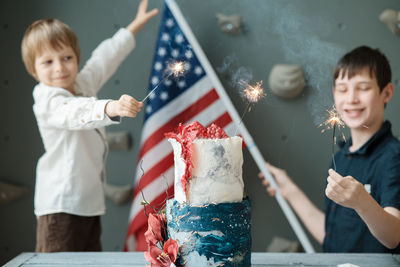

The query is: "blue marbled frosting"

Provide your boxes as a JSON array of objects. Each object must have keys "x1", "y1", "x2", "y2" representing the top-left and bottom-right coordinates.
[{"x1": 166, "y1": 198, "x2": 251, "y2": 267}]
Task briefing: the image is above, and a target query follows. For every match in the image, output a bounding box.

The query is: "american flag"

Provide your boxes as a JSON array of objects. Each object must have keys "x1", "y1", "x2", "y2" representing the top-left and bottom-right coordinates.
[{"x1": 124, "y1": 1, "x2": 236, "y2": 251}]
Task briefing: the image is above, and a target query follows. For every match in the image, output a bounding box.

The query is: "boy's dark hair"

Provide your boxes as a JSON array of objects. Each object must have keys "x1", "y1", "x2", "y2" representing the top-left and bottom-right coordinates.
[{"x1": 333, "y1": 46, "x2": 392, "y2": 92}]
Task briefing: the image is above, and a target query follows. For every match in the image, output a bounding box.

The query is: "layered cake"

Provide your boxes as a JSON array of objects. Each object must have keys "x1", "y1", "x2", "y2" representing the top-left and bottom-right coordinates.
[{"x1": 165, "y1": 121, "x2": 251, "y2": 267}]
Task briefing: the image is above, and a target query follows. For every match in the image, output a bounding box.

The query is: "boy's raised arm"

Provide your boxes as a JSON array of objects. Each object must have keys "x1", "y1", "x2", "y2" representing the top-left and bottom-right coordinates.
[{"x1": 126, "y1": 0, "x2": 158, "y2": 36}]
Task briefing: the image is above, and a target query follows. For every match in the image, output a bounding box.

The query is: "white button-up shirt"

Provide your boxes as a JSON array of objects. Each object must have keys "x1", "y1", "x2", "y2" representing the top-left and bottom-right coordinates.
[{"x1": 32, "y1": 28, "x2": 135, "y2": 216}]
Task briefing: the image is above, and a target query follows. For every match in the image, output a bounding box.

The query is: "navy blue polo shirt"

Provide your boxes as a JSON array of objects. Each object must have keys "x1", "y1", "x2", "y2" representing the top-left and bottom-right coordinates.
[{"x1": 323, "y1": 121, "x2": 400, "y2": 253}]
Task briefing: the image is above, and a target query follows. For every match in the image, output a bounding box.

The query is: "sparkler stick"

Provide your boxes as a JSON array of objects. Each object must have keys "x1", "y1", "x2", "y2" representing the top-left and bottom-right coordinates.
[
  {"x1": 318, "y1": 106, "x2": 345, "y2": 170},
  {"x1": 234, "y1": 80, "x2": 265, "y2": 135},
  {"x1": 142, "y1": 61, "x2": 185, "y2": 102},
  {"x1": 142, "y1": 74, "x2": 172, "y2": 102}
]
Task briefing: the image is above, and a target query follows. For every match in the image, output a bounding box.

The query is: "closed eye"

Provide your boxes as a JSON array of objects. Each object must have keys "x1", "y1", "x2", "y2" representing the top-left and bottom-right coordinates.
[{"x1": 335, "y1": 86, "x2": 347, "y2": 92}]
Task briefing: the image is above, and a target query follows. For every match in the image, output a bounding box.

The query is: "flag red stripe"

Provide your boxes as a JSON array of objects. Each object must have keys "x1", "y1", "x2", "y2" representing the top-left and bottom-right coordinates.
[
  {"x1": 208, "y1": 111, "x2": 232, "y2": 129},
  {"x1": 133, "y1": 152, "x2": 173, "y2": 198},
  {"x1": 126, "y1": 186, "x2": 174, "y2": 237},
  {"x1": 138, "y1": 88, "x2": 219, "y2": 160}
]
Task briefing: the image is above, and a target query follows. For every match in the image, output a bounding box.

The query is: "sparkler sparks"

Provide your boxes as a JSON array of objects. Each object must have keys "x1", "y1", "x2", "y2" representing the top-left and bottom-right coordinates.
[
  {"x1": 241, "y1": 80, "x2": 266, "y2": 103},
  {"x1": 319, "y1": 106, "x2": 345, "y2": 134},
  {"x1": 319, "y1": 106, "x2": 346, "y2": 170},
  {"x1": 234, "y1": 80, "x2": 265, "y2": 135},
  {"x1": 168, "y1": 61, "x2": 185, "y2": 77},
  {"x1": 142, "y1": 61, "x2": 186, "y2": 102}
]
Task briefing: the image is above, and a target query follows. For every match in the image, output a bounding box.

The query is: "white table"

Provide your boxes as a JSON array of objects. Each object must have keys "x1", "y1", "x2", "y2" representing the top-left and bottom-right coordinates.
[{"x1": 4, "y1": 252, "x2": 400, "y2": 266}]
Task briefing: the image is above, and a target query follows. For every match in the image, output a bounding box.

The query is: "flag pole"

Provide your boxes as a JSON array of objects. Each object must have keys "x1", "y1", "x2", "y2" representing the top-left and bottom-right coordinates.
[{"x1": 166, "y1": 0, "x2": 315, "y2": 253}]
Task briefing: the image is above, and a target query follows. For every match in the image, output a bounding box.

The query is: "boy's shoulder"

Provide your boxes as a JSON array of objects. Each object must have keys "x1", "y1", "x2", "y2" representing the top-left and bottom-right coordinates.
[
  {"x1": 385, "y1": 133, "x2": 400, "y2": 153},
  {"x1": 377, "y1": 133, "x2": 400, "y2": 164},
  {"x1": 371, "y1": 121, "x2": 400, "y2": 156}
]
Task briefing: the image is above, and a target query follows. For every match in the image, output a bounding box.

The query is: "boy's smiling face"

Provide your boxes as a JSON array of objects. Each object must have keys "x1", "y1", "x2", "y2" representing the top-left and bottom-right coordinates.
[
  {"x1": 33, "y1": 44, "x2": 78, "y2": 94},
  {"x1": 333, "y1": 68, "x2": 393, "y2": 131}
]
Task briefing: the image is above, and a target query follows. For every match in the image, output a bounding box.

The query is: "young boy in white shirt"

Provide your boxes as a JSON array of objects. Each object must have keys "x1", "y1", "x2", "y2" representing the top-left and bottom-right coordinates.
[{"x1": 21, "y1": 0, "x2": 158, "y2": 252}]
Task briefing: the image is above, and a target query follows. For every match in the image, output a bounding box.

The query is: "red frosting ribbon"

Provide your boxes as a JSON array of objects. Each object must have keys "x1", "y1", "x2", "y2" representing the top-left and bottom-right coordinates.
[{"x1": 165, "y1": 121, "x2": 228, "y2": 194}]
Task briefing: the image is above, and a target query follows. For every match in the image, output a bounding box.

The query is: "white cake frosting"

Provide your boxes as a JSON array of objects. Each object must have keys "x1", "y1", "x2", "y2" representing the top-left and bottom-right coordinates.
[{"x1": 168, "y1": 136, "x2": 244, "y2": 205}]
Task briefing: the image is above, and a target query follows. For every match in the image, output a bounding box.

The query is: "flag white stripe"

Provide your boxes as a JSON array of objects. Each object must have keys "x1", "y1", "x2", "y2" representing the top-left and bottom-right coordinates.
[
  {"x1": 223, "y1": 122, "x2": 236, "y2": 137},
  {"x1": 135, "y1": 139, "x2": 172, "y2": 183},
  {"x1": 129, "y1": 167, "x2": 174, "y2": 222}
]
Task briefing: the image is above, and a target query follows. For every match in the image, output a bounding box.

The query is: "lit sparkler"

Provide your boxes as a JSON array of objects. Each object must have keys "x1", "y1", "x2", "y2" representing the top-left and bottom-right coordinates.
[
  {"x1": 234, "y1": 80, "x2": 266, "y2": 135},
  {"x1": 142, "y1": 61, "x2": 185, "y2": 102},
  {"x1": 318, "y1": 105, "x2": 345, "y2": 170},
  {"x1": 241, "y1": 80, "x2": 265, "y2": 103},
  {"x1": 168, "y1": 61, "x2": 185, "y2": 77}
]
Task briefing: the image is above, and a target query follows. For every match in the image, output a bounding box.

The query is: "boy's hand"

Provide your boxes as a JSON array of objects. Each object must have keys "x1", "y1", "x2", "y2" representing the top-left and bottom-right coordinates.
[
  {"x1": 105, "y1": 94, "x2": 143, "y2": 118},
  {"x1": 325, "y1": 169, "x2": 368, "y2": 210},
  {"x1": 258, "y1": 162, "x2": 296, "y2": 199},
  {"x1": 127, "y1": 0, "x2": 158, "y2": 36}
]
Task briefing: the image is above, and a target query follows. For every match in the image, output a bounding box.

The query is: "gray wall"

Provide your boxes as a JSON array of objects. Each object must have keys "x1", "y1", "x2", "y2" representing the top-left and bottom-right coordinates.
[{"x1": 1, "y1": 0, "x2": 400, "y2": 264}]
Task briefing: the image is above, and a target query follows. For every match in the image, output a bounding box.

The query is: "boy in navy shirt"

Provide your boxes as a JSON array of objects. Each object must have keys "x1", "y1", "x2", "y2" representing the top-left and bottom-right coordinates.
[{"x1": 260, "y1": 46, "x2": 400, "y2": 252}]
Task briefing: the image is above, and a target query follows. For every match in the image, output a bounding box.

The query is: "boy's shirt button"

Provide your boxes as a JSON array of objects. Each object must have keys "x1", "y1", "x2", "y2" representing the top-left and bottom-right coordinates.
[
  {"x1": 81, "y1": 119, "x2": 85, "y2": 123},
  {"x1": 97, "y1": 114, "x2": 101, "y2": 119}
]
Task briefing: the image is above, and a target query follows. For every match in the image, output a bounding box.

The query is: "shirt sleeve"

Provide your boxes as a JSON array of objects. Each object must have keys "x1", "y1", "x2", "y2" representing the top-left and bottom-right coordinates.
[
  {"x1": 380, "y1": 152, "x2": 400, "y2": 209},
  {"x1": 75, "y1": 28, "x2": 136, "y2": 97},
  {"x1": 33, "y1": 84, "x2": 120, "y2": 130}
]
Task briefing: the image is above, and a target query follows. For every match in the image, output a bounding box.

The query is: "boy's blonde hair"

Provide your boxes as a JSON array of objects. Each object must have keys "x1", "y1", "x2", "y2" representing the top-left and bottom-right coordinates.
[{"x1": 21, "y1": 18, "x2": 81, "y2": 77}]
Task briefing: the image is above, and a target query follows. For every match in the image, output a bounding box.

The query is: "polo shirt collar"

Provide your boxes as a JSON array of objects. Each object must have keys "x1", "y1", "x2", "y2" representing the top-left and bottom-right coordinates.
[{"x1": 338, "y1": 121, "x2": 392, "y2": 156}]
